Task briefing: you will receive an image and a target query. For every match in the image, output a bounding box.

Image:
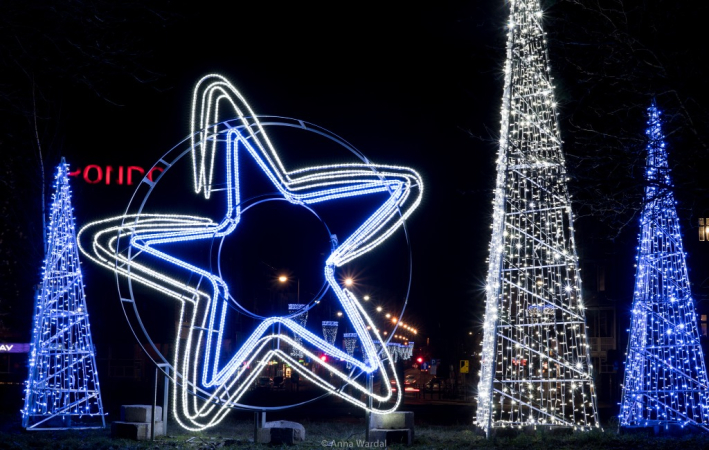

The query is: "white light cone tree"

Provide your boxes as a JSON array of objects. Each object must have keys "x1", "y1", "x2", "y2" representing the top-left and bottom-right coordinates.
[
  {"x1": 475, "y1": 0, "x2": 599, "y2": 434},
  {"x1": 619, "y1": 102, "x2": 709, "y2": 431}
]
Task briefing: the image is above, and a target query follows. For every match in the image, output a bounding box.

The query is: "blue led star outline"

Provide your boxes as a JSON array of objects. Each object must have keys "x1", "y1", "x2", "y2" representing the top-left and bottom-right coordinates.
[{"x1": 79, "y1": 74, "x2": 423, "y2": 430}]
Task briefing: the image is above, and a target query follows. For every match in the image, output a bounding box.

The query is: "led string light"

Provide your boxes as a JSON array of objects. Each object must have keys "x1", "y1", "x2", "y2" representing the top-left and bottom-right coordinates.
[
  {"x1": 374, "y1": 342, "x2": 396, "y2": 363},
  {"x1": 619, "y1": 102, "x2": 709, "y2": 431},
  {"x1": 79, "y1": 74, "x2": 423, "y2": 431},
  {"x1": 22, "y1": 160, "x2": 105, "y2": 430},
  {"x1": 322, "y1": 321, "x2": 339, "y2": 347},
  {"x1": 392, "y1": 344, "x2": 404, "y2": 363},
  {"x1": 402, "y1": 342, "x2": 414, "y2": 360},
  {"x1": 475, "y1": 0, "x2": 599, "y2": 435},
  {"x1": 372, "y1": 341, "x2": 414, "y2": 364},
  {"x1": 81, "y1": 212, "x2": 402, "y2": 429},
  {"x1": 365, "y1": 306, "x2": 416, "y2": 359},
  {"x1": 288, "y1": 304, "x2": 308, "y2": 358},
  {"x1": 390, "y1": 344, "x2": 402, "y2": 363},
  {"x1": 343, "y1": 333, "x2": 359, "y2": 369}
]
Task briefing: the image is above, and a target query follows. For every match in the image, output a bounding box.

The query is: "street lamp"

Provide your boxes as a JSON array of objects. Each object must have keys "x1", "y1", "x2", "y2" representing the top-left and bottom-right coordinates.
[{"x1": 278, "y1": 275, "x2": 299, "y2": 302}]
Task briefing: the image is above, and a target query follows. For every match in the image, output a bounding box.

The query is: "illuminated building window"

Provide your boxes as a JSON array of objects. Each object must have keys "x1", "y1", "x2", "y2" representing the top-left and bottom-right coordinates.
[{"x1": 700, "y1": 218, "x2": 709, "y2": 242}]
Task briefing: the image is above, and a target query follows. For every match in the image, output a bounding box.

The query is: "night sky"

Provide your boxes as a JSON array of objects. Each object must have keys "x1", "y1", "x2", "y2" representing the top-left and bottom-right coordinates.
[
  {"x1": 56, "y1": 1, "x2": 504, "y2": 355},
  {"x1": 5, "y1": 1, "x2": 709, "y2": 364}
]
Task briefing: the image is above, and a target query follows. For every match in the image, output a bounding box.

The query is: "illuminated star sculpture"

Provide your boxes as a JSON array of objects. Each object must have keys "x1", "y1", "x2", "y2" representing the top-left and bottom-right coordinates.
[
  {"x1": 78, "y1": 74, "x2": 423, "y2": 431},
  {"x1": 619, "y1": 102, "x2": 709, "y2": 431}
]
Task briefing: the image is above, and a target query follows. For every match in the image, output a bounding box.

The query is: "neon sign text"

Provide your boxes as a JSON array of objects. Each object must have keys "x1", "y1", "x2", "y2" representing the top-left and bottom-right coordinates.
[
  {"x1": 68, "y1": 165, "x2": 163, "y2": 185},
  {"x1": 0, "y1": 343, "x2": 30, "y2": 353}
]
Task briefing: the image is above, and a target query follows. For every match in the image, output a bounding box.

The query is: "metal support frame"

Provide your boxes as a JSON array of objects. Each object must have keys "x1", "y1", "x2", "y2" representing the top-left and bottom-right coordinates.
[{"x1": 152, "y1": 363, "x2": 170, "y2": 440}]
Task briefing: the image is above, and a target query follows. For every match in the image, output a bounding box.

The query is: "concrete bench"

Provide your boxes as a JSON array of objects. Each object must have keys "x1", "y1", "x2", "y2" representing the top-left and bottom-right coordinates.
[
  {"x1": 111, "y1": 405, "x2": 165, "y2": 441},
  {"x1": 369, "y1": 412, "x2": 414, "y2": 446},
  {"x1": 256, "y1": 420, "x2": 306, "y2": 444},
  {"x1": 111, "y1": 421, "x2": 164, "y2": 440},
  {"x1": 120, "y1": 404, "x2": 163, "y2": 423}
]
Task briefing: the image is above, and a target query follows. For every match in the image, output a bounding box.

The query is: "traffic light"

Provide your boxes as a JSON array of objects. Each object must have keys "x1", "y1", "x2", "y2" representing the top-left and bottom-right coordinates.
[
  {"x1": 416, "y1": 357, "x2": 423, "y2": 364},
  {"x1": 320, "y1": 354, "x2": 328, "y2": 362}
]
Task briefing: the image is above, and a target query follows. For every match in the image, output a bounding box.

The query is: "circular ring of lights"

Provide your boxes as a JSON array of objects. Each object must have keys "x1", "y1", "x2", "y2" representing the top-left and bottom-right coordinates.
[{"x1": 112, "y1": 116, "x2": 416, "y2": 413}]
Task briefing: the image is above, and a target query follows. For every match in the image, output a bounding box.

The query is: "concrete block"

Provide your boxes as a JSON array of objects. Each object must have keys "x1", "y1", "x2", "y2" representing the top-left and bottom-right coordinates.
[
  {"x1": 368, "y1": 428, "x2": 413, "y2": 446},
  {"x1": 256, "y1": 427, "x2": 271, "y2": 444},
  {"x1": 111, "y1": 421, "x2": 164, "y2": 441},
  {"x1": 256, "y1": 427, "x2": 295, "y2": 445},
  {"x1": 111, "y1": 422, "x2": 149, "y2": 440},
  {"x1": 370, "y1": 411, "x2": 414, "y2": 430},
  {"x1": 120, "y1": 404, "x2": 163, "y2": 423},
  {"x1": 263, "y1": 420, "x2": 305, "y2": 441},
  {"x1": 151, "y1": 420, "x2": 165, "y2": 437}
]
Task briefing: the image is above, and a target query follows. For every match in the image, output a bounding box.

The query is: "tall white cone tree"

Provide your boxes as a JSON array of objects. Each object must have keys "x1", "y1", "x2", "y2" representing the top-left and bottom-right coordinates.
[{"x1": 475, "y1": 0, "x2": 599, "y2": 434}]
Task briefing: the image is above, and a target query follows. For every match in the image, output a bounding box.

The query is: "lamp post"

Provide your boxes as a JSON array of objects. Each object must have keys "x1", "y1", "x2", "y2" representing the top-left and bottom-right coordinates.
[{"x1": 279, "y1": 274, "x2": 302, "y2": 359}]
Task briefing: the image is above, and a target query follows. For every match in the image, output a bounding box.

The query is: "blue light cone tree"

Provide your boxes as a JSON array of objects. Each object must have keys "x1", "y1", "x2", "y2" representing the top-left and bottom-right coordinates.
[
  {"x1": 619, "y1": 103, "x2": 709, "y2": 431},
  {"x1": 22, "y1": 159, "x2": 105, "y2": 430},
  {"x1": 475, "y1": 0, "x2": 599, "y2": 434}
]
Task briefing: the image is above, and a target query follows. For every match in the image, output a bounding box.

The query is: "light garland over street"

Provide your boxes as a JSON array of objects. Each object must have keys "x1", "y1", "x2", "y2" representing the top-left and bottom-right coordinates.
[
  {"x1": 322, "y1": 321, "x2": 339, "y2": 347},
  {"x1": 288, "y1": 304, "x2": 308, "y2": 358}
]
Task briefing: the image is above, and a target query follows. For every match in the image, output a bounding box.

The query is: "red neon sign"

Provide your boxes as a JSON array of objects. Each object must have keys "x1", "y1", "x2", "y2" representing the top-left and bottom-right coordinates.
[{"x1": 68, "y1": 165, "x2": 164, "y2": 186}]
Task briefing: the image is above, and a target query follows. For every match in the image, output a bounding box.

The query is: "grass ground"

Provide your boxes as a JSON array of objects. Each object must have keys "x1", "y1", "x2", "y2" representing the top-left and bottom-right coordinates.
[{"x1": 2, "y1": 414, "x2": 709, "y2": 450}]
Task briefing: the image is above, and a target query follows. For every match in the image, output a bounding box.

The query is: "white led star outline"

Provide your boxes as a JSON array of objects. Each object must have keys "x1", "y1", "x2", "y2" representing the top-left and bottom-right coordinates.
[{"x1": 78, "y1": 74, "x2": 423, "y2": 431}]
